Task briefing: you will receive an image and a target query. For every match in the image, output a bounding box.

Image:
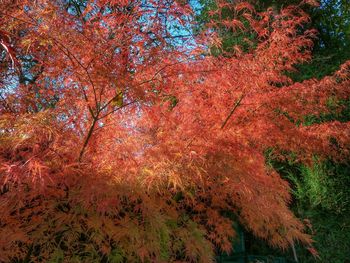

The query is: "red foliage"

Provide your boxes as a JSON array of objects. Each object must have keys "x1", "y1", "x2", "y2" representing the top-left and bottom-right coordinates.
[{"x1": 0, "y1": 0, "x2": 349, "y2": 262}]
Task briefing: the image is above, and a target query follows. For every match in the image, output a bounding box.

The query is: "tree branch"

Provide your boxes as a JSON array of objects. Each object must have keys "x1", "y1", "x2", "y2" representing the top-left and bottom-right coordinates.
[
  {"x1": 221, "y1": 94, "x2": 244, "y2": 129},
  {"x1": 98, "y1": 100, "x2": 137, "y2": 120},
  {"x1": 78, "y1": 116, "x2": 98, "y2": 162}
]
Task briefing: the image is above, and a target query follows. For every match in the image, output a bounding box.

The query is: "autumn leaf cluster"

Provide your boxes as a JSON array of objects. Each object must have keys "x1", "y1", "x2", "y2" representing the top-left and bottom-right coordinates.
[{"x1": 0, "y1": 0, "x2": 349, "y2": 262}]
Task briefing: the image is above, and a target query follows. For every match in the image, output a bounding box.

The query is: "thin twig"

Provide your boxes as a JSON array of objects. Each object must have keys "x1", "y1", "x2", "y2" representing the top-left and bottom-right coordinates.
[
  {"x1": 221, "y1": 94, "x2": 244, "y2": 129},
  {"x1": 98, "y1": 100, "x2": 137, "y2": 120}
]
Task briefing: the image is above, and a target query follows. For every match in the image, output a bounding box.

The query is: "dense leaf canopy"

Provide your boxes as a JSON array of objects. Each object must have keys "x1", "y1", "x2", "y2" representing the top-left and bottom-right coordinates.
[{"x1": 0, "y1": 0, "x2": 349, "y2": 262}]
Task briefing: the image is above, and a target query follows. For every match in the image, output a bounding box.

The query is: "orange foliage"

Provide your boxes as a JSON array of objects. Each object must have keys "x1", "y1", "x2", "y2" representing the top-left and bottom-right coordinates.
[{"x1": 0, "y1": 0, "x2": 349, "y2": 262}]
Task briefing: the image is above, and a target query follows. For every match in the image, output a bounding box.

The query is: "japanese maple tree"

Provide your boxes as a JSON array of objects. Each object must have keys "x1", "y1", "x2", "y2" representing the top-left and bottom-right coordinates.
[{"x1": 0, "y1": 0, "x2": 349, "y2": 262}]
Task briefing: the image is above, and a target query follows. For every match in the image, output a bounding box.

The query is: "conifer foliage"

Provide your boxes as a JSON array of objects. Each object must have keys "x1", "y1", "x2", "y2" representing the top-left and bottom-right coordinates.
[{"x1": 0, "y1": 0, "x2": 349, "y2": 262}]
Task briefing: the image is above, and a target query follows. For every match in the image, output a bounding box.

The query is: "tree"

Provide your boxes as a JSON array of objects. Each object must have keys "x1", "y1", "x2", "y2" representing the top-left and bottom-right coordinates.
[
  {"x1": 198, "y1": 1, "x2": 350, "y2": 261},
  {"x1": 0, "y1": 1, "x2": 349, "y2": 262}
]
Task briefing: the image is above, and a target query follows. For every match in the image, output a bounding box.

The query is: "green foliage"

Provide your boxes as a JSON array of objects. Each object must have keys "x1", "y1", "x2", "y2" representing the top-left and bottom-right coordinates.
[
  {"x1": 267, "y1": 148, "x2": 349, "y2": 258},
  {"x1": 108, "y1": 248, "x2": 124, "y2": 263},
  {"x1": 289, "y1": 48, "x2": 350, "y2": 82},
  {"x1": 289, "y1": 0, "x2": 350, "y2": 81},
  {"x1": 297, "y1": 212, "x2": 350, "y2": 263},
  {"x1": 48, "y1": 249, "x2": 64, "y2": 263},
  {"x1": 290, "y1": 162, "x2": 350, "y2": 263},
  {"x1": 265, "y1": 154, "x2": 350, "y2": 262},
  {"x1": 289, "y1": 161, "x2": 350, "y2": 213}
]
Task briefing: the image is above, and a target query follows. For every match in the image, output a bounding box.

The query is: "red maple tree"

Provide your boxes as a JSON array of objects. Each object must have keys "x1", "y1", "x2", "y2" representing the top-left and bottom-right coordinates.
[{"x1": 0, "y1": 0, "x2": 349, "y2": 262}]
